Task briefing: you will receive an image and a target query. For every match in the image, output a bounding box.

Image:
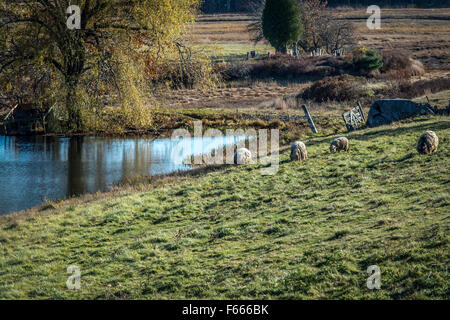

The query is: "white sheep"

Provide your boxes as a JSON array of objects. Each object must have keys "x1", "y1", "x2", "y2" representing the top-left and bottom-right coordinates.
[
  {"x1": 290, "y1": 141, "x2": 307, "y2": 161},
  {"x1": 417, "y1": 131, "x2": 439, "y2": 154},
  {"x1": 234, "y1": 148, "x2": 252, "y2": 165},
  {"x1": 330, "y1": 137, "x2": 349, "y2": 153}
]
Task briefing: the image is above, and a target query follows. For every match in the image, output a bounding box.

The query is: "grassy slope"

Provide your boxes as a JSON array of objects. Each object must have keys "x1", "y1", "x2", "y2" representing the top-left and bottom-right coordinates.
[{"x1": 0, "y1": 118, "x2": 449, "y2": 299}]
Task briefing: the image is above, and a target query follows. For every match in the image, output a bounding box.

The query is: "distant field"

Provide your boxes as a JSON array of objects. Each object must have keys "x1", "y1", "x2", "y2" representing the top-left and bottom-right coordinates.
[
  {"x1": 169, "y1": 9, "x2": 450, "y2": 111},
  {"x1": 191, "y1": 9, "x2": 450, "y2": 67}
]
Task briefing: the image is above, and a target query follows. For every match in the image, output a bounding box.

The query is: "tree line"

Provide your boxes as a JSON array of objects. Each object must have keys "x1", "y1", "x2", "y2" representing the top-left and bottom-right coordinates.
[{"x1": 201, "y1": 0, "x2": 450, "y2": 12}]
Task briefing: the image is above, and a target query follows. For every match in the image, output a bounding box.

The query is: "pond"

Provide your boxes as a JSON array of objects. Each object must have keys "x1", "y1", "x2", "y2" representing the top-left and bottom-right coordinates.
[{"x1": 0, "y1": 134, "x2": 247, "y2": 215}]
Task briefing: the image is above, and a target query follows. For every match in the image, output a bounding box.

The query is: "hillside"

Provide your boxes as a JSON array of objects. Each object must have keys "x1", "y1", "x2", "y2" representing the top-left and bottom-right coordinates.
[{"x1": 0, "y1": 117, "x2": 449, "y2": 299}]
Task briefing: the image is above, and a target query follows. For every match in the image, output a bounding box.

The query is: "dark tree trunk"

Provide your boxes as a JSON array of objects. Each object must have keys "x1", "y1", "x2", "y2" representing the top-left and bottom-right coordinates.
[
  {"x1": 64, "y1": 37, "x2": 85, "y2": 132},
  {"x1": 66, "y1": 78, "x2": 82, "y2": 132},
  {"x1": 278, "y1": 46, "x2": 287, "y2": 54}
]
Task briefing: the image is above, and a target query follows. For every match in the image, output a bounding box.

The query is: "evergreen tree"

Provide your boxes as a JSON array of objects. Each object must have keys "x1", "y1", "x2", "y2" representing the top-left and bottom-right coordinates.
[{"x1": 262, "y1": 0, "x2": 303, "y2": 53}]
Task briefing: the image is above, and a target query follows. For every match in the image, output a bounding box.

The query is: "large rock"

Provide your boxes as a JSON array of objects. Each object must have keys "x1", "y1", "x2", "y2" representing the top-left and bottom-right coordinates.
[{"x1": 367, "y1": 99, "x2": 433, "y2": 127}]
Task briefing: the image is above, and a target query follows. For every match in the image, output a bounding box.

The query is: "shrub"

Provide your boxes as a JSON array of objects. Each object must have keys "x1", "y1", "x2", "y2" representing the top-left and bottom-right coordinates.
[
  {"x1": 222, "y1": 61, "x2": 252, "y2": 80},
  {"x1": 221, "y1": 55, "x2": 349, "y2": 81},
  {"x1": 301, "y1": 75, "x2": 364, "y2": 103},
  {"x1": 383, "y1": 77, "x2": 450, "y2": 99},
  {"x1": 352, "y1": 48, "x2": 383, "y2": 75},
  {"x1": 250, "y1": 57, "x2": 310, "y2": 78},
  {"x1": 380, "y1": 50, "x2": 425, "y2": 79}
]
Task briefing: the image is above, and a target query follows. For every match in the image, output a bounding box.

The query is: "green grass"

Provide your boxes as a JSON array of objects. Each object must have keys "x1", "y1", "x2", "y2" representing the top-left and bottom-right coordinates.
[
  {"x1": 195, "y1": 43, "x2": 274, "y2": 62},
  {"x1": 0, "y1": 117, "x2": 449, "y2": 299}
]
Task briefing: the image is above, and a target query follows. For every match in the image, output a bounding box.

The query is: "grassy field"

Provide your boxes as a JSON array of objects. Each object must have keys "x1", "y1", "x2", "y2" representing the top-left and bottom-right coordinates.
[{"x1": 1, "y1": 117, "x2": 448, "y2": 299}]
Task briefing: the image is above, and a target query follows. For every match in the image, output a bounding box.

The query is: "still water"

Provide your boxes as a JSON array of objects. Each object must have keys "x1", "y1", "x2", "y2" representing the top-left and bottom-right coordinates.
[{"x1": 0, "y1": 135, "x2": 246, "y2": 215}]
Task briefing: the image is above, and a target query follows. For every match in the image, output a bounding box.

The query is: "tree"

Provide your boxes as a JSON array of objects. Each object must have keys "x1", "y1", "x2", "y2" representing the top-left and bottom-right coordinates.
[
  {"x1": 297, "y1": 0, "x2": 355, "y2": 54},
  {"x1": 0, "y1": 0, "x2": 199, "y2": 131},
  {"x1": 262, "y1": 0, "x2": 303, "y2": 53},
  {"x1": 246, "y1": 0, "x2": 265, "y2": 43},
  {"x1": 297, "y1": 0, "x2": 327, "y2": 52}
]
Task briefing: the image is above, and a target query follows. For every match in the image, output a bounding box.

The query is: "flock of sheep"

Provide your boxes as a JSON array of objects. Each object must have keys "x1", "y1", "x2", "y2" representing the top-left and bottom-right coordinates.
[{"x1": 233, "y1": 131, "x2": 439, "y2": 165}]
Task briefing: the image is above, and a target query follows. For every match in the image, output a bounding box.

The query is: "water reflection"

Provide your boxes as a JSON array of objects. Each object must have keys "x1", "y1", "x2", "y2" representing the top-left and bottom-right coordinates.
[{"x1": 0, "y1": 134, "x2": 246, "y2": 215}]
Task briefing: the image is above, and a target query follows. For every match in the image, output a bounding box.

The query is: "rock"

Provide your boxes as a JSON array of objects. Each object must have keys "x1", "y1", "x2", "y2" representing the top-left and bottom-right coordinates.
[
  {"x1": 330, "y1": 137, "x2": 349, "y2": 153},
  {"x1": 290, "y1": 141, "x2": 307, "y2": 161},
  {"x1": 417, "y1": 131, "x2": 439, "y2": 154},
  {"x1": 234, "y1": 148, "x2": 252, "y2": 165},
  {"x1": 367, "y1": 99, "x2": 433, "y2": 127}
]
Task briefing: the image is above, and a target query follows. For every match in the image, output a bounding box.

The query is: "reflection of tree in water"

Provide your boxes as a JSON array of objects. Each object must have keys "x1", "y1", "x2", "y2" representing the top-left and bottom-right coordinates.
[
  {"x1": 67, "y1": 137, "x2": 85, "y2": 196},
  {"x1": 121, "y1": 139, "x2": 152, "y2": 180},
  {"x1": 93, "y1": 139, "x2": 105, "y2": 192}
]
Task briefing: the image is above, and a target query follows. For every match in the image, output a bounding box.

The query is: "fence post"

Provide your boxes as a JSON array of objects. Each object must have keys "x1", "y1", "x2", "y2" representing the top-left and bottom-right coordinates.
[{"x1": 301, "y1": 104, "x2": 318, "y2": 134}]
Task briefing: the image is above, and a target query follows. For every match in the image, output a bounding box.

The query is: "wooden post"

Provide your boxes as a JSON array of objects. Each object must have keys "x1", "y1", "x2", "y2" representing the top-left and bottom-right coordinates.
[{"x1": 301, "y1": 104, "x2": 318, "y2": 134}]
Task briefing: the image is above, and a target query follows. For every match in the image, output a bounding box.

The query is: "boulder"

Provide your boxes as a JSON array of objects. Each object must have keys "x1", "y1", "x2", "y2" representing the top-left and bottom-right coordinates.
[{"x1": 367, "y1": 99, "x2": 433, "y2": 127}]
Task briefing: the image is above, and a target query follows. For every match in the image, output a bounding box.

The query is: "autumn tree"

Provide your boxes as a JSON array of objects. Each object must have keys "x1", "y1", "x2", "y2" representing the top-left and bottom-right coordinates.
[{"x1": 0, "y1": 0, "x2": 200, "y2": 131}]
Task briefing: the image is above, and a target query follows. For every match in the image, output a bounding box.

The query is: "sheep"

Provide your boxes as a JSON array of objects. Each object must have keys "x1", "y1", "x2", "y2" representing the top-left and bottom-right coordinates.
[
  {"x1": 290, "y1": 141, "x2": 308, "y2": 161},
  {"x1": 234, "y1": 148, "x2": 252, "y2": 165},
  {"x1": 417, "y1": 131, "x2": 439, "y2": 154},
  {"x1": 330, "y1": 137, "x2": 349, "y2": 153}
]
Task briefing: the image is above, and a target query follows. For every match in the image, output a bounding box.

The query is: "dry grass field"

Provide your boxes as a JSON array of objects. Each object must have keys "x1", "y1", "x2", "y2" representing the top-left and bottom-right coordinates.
[
  {"x1": 191, "y1": 9, "x2": 450, "y2": 67},
  {"x1": 167, "y1": 8, "x2": 450, "y2": 112},
  {"x1": 335, "y1": 8, "x2": 450, "y2": 67}
]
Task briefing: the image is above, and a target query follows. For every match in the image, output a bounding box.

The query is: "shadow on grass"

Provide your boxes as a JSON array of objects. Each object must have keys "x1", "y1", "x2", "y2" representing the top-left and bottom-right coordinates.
[
  {"x1": 347, "y1": 118, "x2": 450, "y2": 142},
  {"x1": 366, "y1": 152, "x2": 416, "y2": 170},
  {"x1": 304, "y1": 117, "x2": 449, "y2": 147},
  {"x1": 117, "y1": 163, "x2": 233, "y2": 187}
]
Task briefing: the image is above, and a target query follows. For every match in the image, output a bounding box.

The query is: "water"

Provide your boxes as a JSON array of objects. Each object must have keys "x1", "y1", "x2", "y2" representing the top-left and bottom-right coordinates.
[{"x1": 0, "y1": 135, "x2": 246, "y2": 215}]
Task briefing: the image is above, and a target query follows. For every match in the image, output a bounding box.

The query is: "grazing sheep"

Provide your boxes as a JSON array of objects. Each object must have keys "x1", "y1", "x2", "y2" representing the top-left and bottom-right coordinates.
[
  {"x1": 417, "y1": 131, "x2": 439, "y2": 154},
  {"x1": 234, "y1": 148, "x2": 252, "y2": 165},
  {"x1": 290, "y1": 141, "x2": 308, "y2": 161},
  {"x1": 330, "y1": 137, "x2": 349, "y2": 153}
]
